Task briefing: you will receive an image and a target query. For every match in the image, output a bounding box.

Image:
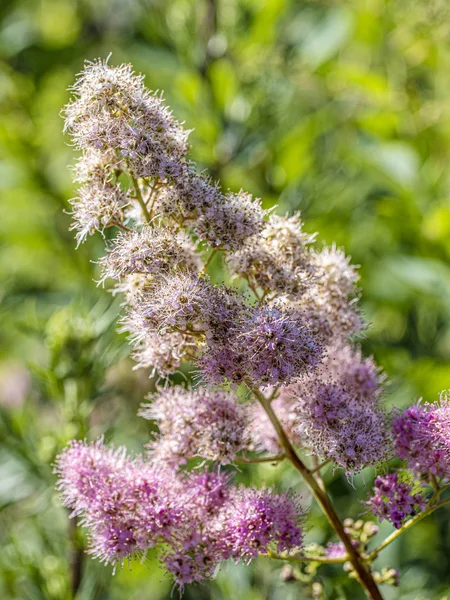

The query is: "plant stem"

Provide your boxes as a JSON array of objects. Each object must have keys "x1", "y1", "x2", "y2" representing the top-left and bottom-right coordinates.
[
  {"x1": 366, "y1": 496, "x2": 450, "y2": 561},
  {"x1": 247, "y1": 281, "x2": 263, "y2": 303},
  {"x1": 266, "y1": 550, "x2": 346, "y2": 565},
  {"x1": 428, "y1": 482, "x2": 450, "y2": 507},
  {"x1": 110, "y1": 221, "x2": 132, "y2": 232},
  {"x1": 200, "y1": 249, "x2": 218, "y2": 276},
  {"x1": 236, "y1": 453, "x2": 285, "y2": 464},
  {"x1": 311, "y1": 458, "x2": 332, "y2": 474},
  {"x1": 248, "y1": 384, "x2": 384, "y2": 600},
  {"x1": 131, "y1": 175, "x2": 152, "y2": 223},
  {"x1": 146, "y1": 178, "x2": 161, "y2": 217}
]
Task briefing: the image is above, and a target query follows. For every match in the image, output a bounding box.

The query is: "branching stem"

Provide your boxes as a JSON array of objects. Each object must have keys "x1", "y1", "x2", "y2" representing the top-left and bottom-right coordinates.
[
  {"x1": 266, "y1": 550, "x2": 347, "y2": 565},
  {"x1": 247, "y1": 383, "x2": 384, "y2": 600},
  {"x1": 146, "y1": 178, "x2": 162, "y2": 217},
  {"x1": 200, "y1": 249, "x2": 218, "y2": 276},
  {"x1": 366, "y1": 493, "x2": 450, "y2": 561},
  {"x1": 111, "y1": 221, "x2": 132, "y2": 232},
  {"x1": 131, "y1": 175, "x2": 152, "y2": 223},
  {"x1": 311, "y1": 458, "x2": 332, "y2": 474},
  {"x1": 236, "y1": 453, "x2": 285, "y2": 464}
]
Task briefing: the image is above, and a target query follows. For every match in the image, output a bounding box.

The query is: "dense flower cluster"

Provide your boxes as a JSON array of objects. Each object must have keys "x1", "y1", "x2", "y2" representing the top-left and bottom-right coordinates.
[
  {"x1": 55, "y1": 439, "x2": 183, "y2": 565},
  {"x1": 293, "y1": 381, "x2": 391, "y2": 473},
  {"x1": 200, "y1": 304, "x2": 322, "y2": 388},
  {"x1": 392, "y1": 397, "x2": 450, "y2": 481},
  {"x1": 245, "y1": 342, "x2": 389, "y2": 473},
  {"x1": 294, "y1": 246, "x2": 363, "y2": 342},
  {"x1": 365, "y1": 474, "x2": 426, "y2": 529},
  {"x1": 99, "y1": 226, "x2": 201, "y2": 283},
  {"x1": 223, "y1": 487, "x2": 304, "y2": 559},
  {"x1": 59, "y1": 59, "x2": 448, "y2": 594},
  {"x1": 65, "y1": 58, "x2": 266, "y2": 250},
  {"x1": 140, "y1": 387, "x2": 248, "y2": 466},
  {"x1": 63, "y1": 61, "x2": 189, "y2": 177},
  {"x1": 227, "y1": 213, "x2": 316, "y2": 296},
  {"x1": 55, "y1": 440, "x2": 304, "y2": 587}
]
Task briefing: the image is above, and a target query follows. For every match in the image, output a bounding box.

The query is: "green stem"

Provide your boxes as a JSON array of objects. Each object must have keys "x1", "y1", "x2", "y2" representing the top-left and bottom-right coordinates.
[
  {"x1": 311, "y1": 458, "x2": 332, "y2": 474},
  {"x1": 200, "y1": 249, "x2": 218, "y2": 276},
  {"x1": 110, "y1": 221, "x2": 132, "y2": 233},
  {"x1": 69, "y1": 515, "x2": 84, "y2": 598},
  {"x1": 236, "y1": 453, "x2": 285, "y2": 464},
  {"x1": 367, "y1": 495, "x2": 450, "y2": 561},
  {"x1": 266, "y1": 550, "x2": 346, "y2": 565},
  {"x1": 248, "y1": 384, "x2": 384, "y2": 600},
  {"x1": 146, "y1": 178, "x2": 161, "y2": 218},
  {"x1": 247, "y1": 281, "x2": 263, "y2": 303},
  {"x1": 131, "y1": 175, "x2": 152, "y2": 223}
]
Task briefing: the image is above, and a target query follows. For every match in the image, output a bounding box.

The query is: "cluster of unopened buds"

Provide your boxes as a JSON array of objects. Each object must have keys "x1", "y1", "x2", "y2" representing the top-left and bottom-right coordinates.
[{"x1": 55, "y1": 58, "x2": 450, "y2": 599}]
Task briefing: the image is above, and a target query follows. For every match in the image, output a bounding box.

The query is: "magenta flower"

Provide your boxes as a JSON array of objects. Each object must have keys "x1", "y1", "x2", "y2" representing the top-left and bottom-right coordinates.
[
  {"x1": 221, "y1": 487, "x2": 304, "y2": 559},
  {"x1": 392, "y1": 400, "x2": 450, "y2": 480},
  {"x1": 55, "y1": 439, "x2": 183, "y2": 564},
  {"x1": 366, "y1": 474, "x2": 426, "y2": 529}
]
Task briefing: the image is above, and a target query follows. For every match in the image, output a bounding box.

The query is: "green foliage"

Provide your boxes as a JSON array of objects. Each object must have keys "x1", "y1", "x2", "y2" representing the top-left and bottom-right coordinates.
[{"x1": 1, "y1": 0, "x2": 450, "y2": 598}]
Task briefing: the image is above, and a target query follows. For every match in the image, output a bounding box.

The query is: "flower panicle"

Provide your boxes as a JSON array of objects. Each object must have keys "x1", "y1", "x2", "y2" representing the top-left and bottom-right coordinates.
[{"x1": 54, "y1": 439, "x2": 304, "y2": 587}]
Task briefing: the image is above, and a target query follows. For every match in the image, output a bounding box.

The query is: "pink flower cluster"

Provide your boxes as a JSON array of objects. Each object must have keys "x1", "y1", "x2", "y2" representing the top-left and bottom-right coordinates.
[
  {"x1": 55, "y1": 440, "x2": 304, "y2": 588},
  {"x1": 140, "y1": 387, "x2": 248, "y2": 466},
  {"x1": 365, "y1": 474, "x2": 426, "y2": 529},
  {"x1": 58, "y1": 58, "x2": 449, "y2": 592},
  {"x1": 393, "y1": 399, "x2": 450, "y2": 481},
  {"x1": 247, "y1": 343, "x2": 390, "y2": 473}
]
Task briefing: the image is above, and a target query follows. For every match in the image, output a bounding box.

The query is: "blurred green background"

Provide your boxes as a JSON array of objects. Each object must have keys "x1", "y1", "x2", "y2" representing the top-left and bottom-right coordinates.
[{"x1": 2, "y1": 0, "x2": 450, "y2": 598}]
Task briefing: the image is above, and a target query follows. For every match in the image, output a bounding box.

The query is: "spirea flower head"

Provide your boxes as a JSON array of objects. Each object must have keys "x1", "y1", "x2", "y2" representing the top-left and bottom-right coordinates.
[
  {"x1": 162, "y1": 471, "x2": 231, "y2": 588},
  {"x1": 312, "y1": 245, "x2": 359, "y2": 299},
  {"x1": 155, "y1": 170, "x2": 222, "y2": 217},
  {"x1": 194, "y1": 189, "x2": 267, "y2": 251},
  {"x1": 155, "y1": 170, "x2": 267, "y2": 250},
  {"x1": 200, "y1": 303, "x2": 322, "y2": 388},
  {"x1": 184, "y1": 471, "x2": 232, "y2": 518},
  {"x1": 125, "y1": 271, "x2": 211, "y2": 333},
  {"x1": 237, "y1": 304, "x2": 322, "y2": 387},
  {"x1": 140, "y1": 387, "x2": 248, "y2": 466},
  {"x1": 318, "y1": 341, "x2": 384, "y2": 405},
  {"x1": 163, "y1": 474, "x2": 304, "y2": 588},
  {"x1": 63, "y1": 59, "x2": 189, "y2": 178},
  {"x1": 122, "y1": 272, "x2": 247, "y2": 353},
  {"x1": 54, "y1": 439, "x2": 183, "y2": 564},
  {"x1": 365, "y1": 473, "x2": 426, "y2": 529},
  {"x1": 99, "y1": 225, "x2": 201, "y2": 282},
  {"x1": 131, "y1": 329, "x2": 195, "y2": 377},
  {"x1": 70, "y1": 178, "x2": 129, "y2": 245},
  {"x1": 293, "y1": 382, "x2": 391, "y2": 473},
  {"x1": 293, "y1": 245, "x2": 363, "y2": 342},
  {"x1": 198, "y1": 344, "x2": 248, "y2": 386},
  {"x1": 227, "y1": 213, "x2": 316, "y2": 296},
  {"x1": 203, "y1": 285, "x2": 247, "y2": 347},
  {"x1": 392, "y1": 396, "x2": 450, "y2": 480},
  {"x1": 221, "y1": 487, "x2": 304, "y2": 559}
]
